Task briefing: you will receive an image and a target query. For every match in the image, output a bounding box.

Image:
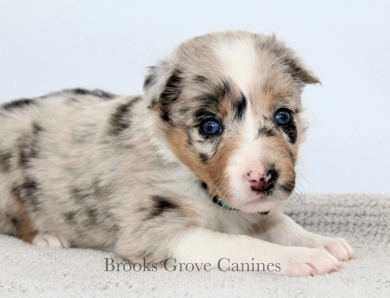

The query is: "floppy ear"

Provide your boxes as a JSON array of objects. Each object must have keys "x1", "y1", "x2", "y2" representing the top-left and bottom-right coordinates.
[
  {"x1": 264, "y1": 34, "x2": 321, "y2": 86},
  {"x1": 282, "y1": 55, "x2": 321, "y2": 85},
  {"x1": 143, "y1": 59, "x2": 181, "y2": 108}
]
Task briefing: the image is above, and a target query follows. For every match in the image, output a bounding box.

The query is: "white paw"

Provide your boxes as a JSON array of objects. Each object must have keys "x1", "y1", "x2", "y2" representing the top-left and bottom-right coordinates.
[
  {"x1": 278, "y1": 246, "x2": 342, "y2": 276},
  {"x1": 32, "y1": 234, "x2": 70, "y2": 248},
  {"x1": 306, "y1": 236, "x2": 356, "y2": 262}
]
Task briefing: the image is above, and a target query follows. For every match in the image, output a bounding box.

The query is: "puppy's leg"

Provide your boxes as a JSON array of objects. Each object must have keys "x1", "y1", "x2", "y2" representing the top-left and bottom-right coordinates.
[
  {"x1": 11, "y1": 204, "x2": 38, "y2": 244},
  {"x1": 117, "y1": 227, "x2": 341, "y2": 276},
  {"x1": 256, "y1": 212, "x2": 355, "y2": 261},
  {"x1": 10, "y1": 203, "x2": 69, "y2": 248},
  {"x1": 174, "y1": 228, "x2": 344, "y2": 276}
]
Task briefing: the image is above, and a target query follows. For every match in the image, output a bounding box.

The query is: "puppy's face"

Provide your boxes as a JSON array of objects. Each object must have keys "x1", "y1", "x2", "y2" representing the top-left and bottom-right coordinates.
[{"x1": 145, "y1": 31, "x2": 319, "y2": 213}]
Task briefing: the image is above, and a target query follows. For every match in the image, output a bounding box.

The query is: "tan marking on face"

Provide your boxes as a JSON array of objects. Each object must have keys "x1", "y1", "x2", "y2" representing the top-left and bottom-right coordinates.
[
  {"x1": 164, "y1": 124, "x2": 239, "y2": 202},
  {"x1": 220, "y1": 97, "x2": 230, "y2": 119}
]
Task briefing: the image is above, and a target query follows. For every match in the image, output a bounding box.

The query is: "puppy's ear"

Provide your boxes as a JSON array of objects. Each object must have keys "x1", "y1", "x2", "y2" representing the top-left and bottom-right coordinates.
[
  {"x1": 143, "y1": 59, "x2": 182, "y2": 108},
  {"x1": 265, "y1": 35, "x2": 321, "y2": 86},
  {"x1": 282, "y1": 55, "x2": 321, "y2": 85}
]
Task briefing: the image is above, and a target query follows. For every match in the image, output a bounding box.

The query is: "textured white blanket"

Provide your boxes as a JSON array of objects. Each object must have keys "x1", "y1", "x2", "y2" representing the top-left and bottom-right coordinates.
[{"x1": 0, "y1": 194, "x2": 389, "y2": 297}]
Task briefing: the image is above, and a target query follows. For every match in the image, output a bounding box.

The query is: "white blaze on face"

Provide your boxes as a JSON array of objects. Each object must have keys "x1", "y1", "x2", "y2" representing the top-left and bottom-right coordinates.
[
  {"x1": 215, "y1": 38, "x2": 282, "y2": 212},
  {"x1": 214, "y1": 38, "x2": 258, "y2": 97}
]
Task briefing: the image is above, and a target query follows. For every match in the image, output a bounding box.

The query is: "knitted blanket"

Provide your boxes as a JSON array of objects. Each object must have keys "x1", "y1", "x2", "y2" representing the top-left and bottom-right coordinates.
[{"x1": 0, "y1": 194, "x2": 389, "y2": 297}]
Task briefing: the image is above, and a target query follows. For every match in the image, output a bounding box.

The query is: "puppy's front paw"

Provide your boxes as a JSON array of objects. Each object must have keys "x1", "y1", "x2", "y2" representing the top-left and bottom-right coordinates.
[
  {"x1": 279, "y1": 246, "x2": 341, "y2": 276},
  {"x1": 307, "y1": 236, "x2": 356, "y2": 262},
  {"x1": 32, "y1": 234, "x2": 70, "y2": 248}
]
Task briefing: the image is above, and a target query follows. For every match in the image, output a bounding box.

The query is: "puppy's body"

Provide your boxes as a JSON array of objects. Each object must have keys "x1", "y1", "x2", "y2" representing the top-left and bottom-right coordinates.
[
  {"x1": 0, "y1": 89, "x2": 254, "y2": 250},
  {"x1": 0, "y1": 31, "x2": 354, "y2": 275}
]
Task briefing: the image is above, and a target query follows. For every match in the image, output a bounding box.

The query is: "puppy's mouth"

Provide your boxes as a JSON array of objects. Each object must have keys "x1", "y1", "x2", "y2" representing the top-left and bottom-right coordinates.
[
  {"x1": 250, "y1": 183, "x2": 275, "y2": 193},
  {"x1": 243, "y1": 185, "x2": 274, "y2": 201},
  {"x1": 201, "y1": 181, "x2": 270, "y2": 214}
]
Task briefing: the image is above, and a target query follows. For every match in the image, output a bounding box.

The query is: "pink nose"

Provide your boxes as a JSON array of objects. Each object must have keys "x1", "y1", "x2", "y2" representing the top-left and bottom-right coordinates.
[
  {"x1": 246, "y1": 169, "x2": 277, "y2": 192},
  {"x1": 247, "y1": 170, "x2": 271, "y2": 184}
]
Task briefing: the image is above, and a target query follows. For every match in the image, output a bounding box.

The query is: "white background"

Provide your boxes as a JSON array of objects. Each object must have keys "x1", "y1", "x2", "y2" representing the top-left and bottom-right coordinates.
[{"x1": 1, "y1": 1, "x2": 389, "y2": 193}]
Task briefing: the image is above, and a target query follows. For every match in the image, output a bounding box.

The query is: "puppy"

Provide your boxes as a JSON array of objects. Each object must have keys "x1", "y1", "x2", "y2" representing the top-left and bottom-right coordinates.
[{"x1": 0, "y1": 31, "x2": 354, "y2": 276}]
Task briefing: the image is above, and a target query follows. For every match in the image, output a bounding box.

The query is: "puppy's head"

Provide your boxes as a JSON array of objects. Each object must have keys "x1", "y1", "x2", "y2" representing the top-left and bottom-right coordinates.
[{"x1": 144, "y1": 31, "x2": 319, "y2": 213}]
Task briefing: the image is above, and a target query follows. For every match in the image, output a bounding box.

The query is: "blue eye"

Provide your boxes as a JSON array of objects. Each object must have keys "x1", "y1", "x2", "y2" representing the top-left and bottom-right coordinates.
[
  {"x1": 274, "y1": 109, "x2": 292, "y2": 126},
  {"x1": 201, "y1": 119, "x2": 222, "y2": 135}
]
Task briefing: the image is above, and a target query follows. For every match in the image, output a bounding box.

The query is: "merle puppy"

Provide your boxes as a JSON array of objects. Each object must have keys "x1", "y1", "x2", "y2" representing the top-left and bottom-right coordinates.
[{"x1": 0, "y1": 31, "x2": 355, "y2": 276}]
